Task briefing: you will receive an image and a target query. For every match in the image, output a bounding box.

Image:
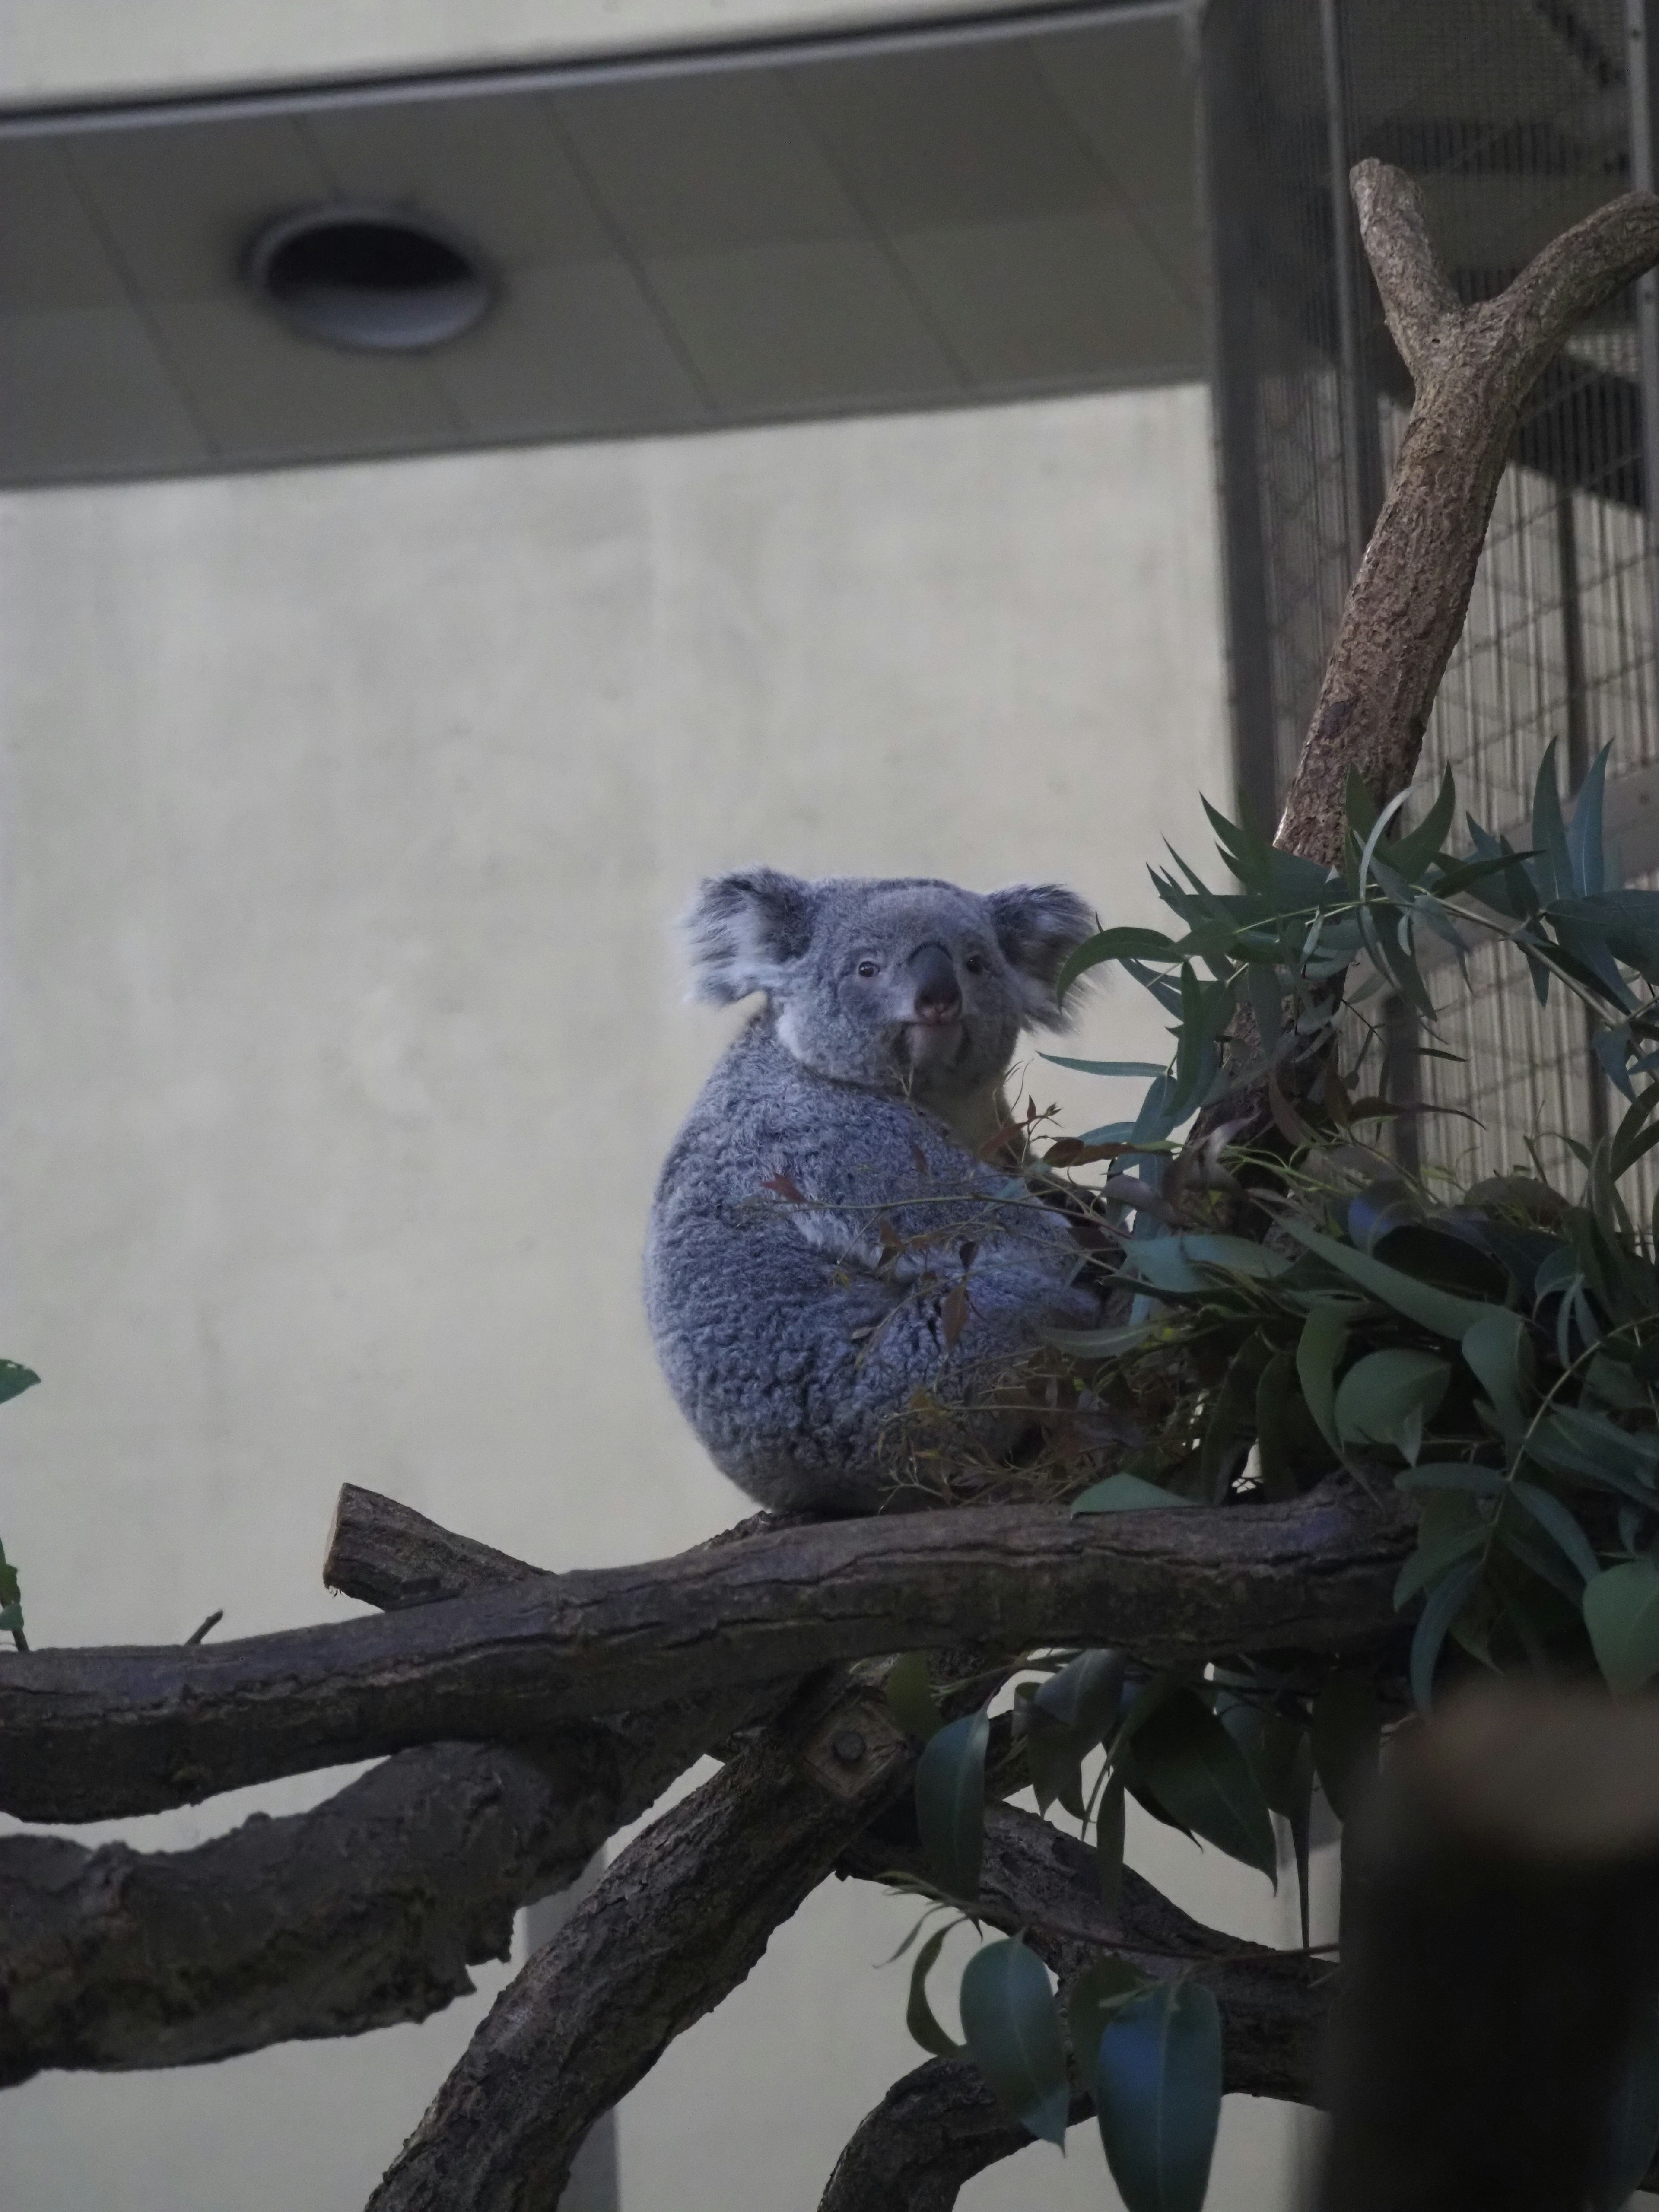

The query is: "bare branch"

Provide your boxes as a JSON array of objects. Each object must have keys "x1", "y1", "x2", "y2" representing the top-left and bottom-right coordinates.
[
  {"x1": 365, "y1": 1669, "x2": 923, "y2": 2212},
  {"x1": 0, "y1": 1482, "x2": 1408, "y2": 1824},
  {"x1": 0, "y1": 1493, "x2": 774, "y2": 2080},
  {"x1": 819, "y1": 2059, "x2": 1089, "y2": 2212},
  {"x1": 0, "y1": 1740, "x2": 601, "y2": 2085},
  {"x1": 1275, "y1": 163, "x2": 1659, "y2": 866},
  {"x1": 325, "y1": 1483, "x2": 544, "y2": 1609}
]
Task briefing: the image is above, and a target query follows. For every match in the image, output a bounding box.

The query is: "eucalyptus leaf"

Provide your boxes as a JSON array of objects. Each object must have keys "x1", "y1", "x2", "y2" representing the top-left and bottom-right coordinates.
[
  {"x1": 1096, "y1": 1978, "x2": 1224, "y2": 2212},
  {"x1": 1595, "y1": 2005, "x2": 1659, "y2": 2211},
  {"x1": 905, "y1": 1923, "x2": 967, "y2": 2059},
  {"x1": 1068, "y1": 1955, "x2": 1147, "y2": 2100},
  {"x1": 1132, "y1": 1688, "x2": 1278, "y2": 1879},
  {"x1": 1310, "y1": 1674, "x2": 1381, "y2": 1824},
  {"x1": 1034, "y1": 1648, "x2": 1127, "y2": 1740},
  {"x1": 915, "y1": 1708, "x2": 990, "y2": 1900},
  {"x1": 885, "y1": 1652, "x2": 946, "y2": 1744},
  {"x1": 958, "y1": 1937, "x2": 1072, "y2": 2147},
  {"x1": 1334, "y1": 1348, "x2": 1451, "y2": 1463},
  {"x1": 1585, "y1": 1560, "x2": 1659, "y2": 1695},
  {"x1": 1097, "y1": 1770, "x2": 1128, "y2": 1909},
  {"x1": 1410, "y1": 1557, "x2": 1483, "y2": 1708},
  {"x1": 1297, "y1": 1303, "x2": 1351, "y2": 1453},
  {"x1": 1283, "y1": 1221, "x2": 1499, "y2": 1339},
  {"x1": 1073, "y1": 1474, "x2": 1198, "y2": 1515}
]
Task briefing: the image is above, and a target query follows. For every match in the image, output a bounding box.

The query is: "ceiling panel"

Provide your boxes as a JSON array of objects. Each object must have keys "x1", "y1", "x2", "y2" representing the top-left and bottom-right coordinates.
[
  {"x1": 0, "y1": 3, "x2": 1198, "y2": 488},
  {"x1": 550, "y1": 71, "x2": 868, "y2": 255},
  {"x1": 429, "y1": 259, "x2": 710, "y2": 437},
  {"x1": 66, "y1": 116, "x2": 331, "y2": 302},
  {"x1": 644, "y1": 237, "x2": 963, "y2": 410},
  {"x1": 301, "y1": 96, "x2": 616, "y2": 270}
]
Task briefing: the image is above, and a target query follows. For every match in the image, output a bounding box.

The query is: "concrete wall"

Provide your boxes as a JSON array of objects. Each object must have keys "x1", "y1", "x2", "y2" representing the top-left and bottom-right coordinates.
[{"x1": 0, "y1": 383, "x2": 1314, "y2": 2211}]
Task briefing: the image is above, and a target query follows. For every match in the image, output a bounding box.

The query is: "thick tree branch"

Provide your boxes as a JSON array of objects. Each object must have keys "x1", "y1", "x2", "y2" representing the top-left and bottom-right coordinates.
[
  {"x1": 818, "y1": 2060, "x2": 1090, "y2": 2212},
  {"x1": 365, "y1": 1666, "x2": 923, "y2": 2212},
  {"x1": 0, "y1": 1482, "x2": 1408, "y2": 1824},
  {"x1": 0, "y1": 1491, "x2": 772, "y2": 2081},
  {"x1": 820, "y1": 1805, "x2": 1331, "y2": 2212},
  {"x1": 845, "y1": 1804, "x2": 1327, "y2": 2105},
  {"x1": 1274, "y1": 163, "x2": 1659, "y2": 867}
]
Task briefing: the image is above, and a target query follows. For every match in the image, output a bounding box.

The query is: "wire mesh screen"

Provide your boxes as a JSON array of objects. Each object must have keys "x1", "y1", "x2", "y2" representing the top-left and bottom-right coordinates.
[{"x1": 1201, "y1": 0, "x2": 1658, "y2": 1186}]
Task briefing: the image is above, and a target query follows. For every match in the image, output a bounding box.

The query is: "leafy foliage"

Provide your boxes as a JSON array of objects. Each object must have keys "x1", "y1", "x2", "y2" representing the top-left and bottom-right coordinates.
[{"x1": 876, "y1": 745, "x2": 1659, "y2": 2209}]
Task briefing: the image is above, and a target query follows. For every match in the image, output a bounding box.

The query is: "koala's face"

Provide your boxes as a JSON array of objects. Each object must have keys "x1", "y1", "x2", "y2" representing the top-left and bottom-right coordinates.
[{"x1": 683, "y1": 870, "x2": 1095, "y2": 1105}]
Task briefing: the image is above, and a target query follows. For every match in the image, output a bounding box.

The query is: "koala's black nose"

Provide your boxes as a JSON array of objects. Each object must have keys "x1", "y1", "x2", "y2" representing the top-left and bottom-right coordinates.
[{"x1": 908, "y1": 942, "x2": 963, "y2": 1024}]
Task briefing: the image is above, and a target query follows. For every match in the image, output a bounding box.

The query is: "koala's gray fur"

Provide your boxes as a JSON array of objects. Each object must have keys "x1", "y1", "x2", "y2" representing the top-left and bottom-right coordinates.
[{"x1": 644, "y1": 869, "x2": 1104, "y2": 1514}]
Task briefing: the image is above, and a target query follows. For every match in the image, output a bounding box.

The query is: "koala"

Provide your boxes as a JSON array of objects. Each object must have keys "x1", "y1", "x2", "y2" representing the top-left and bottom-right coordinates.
[{"x1": 643, "y1": 869, "x2": 1105, "y2": 1515}]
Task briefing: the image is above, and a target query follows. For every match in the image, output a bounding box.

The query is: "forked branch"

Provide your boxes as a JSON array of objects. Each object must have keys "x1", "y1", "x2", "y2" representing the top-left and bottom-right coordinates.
[{"x1": 1274, "y1": 162, "x2": 1659, "y2": 865}]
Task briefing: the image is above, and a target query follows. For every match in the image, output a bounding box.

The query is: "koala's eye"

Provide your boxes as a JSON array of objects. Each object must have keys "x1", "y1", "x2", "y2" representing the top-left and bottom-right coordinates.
[
  {"x1": 856, "y1": 960, "x2": 880, "y2": 979},
  {"x1": 963, "y1": 954, "x2": 988, "y2": 976}
]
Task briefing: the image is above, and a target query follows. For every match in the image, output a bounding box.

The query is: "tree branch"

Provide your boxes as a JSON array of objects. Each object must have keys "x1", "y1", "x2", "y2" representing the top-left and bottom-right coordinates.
[
  {"x1": 818, "y1": 2060, "x2": 1090, "y2": 2212},
  {"x1": 0, "y1": 1482, "x2": 1408, "y2": 1824},
  {"x1": 1274, "y1": 162, "x2": 1659, "y2": 867},
  {"x1": 844, "y1": 1804, "x2": 1327, "y2": 2105},
  {"x1": 0, "y1": 1491, "x2": 773, "y2": 2081},
  {"x1": 820, "y1": 1805, "x2": 1331, "y2": 2212},
  {"x1": 364, "y1": 1666, "x2": 925, "y2": 2212}
]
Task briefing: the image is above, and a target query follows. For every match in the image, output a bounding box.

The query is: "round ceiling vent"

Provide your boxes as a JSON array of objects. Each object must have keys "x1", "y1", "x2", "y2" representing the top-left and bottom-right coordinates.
[{"x1": 245, "y1": 205, "x2": 493, "y2": 353}]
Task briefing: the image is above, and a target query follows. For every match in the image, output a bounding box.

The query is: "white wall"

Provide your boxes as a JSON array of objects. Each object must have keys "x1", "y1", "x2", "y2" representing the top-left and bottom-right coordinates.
[
  {"x1": 0, "y1": 385, "x2": 1305, "y2": 2211},
  {"x1": 3, "y1": 0, "x2": 1076, "y2": 104}
]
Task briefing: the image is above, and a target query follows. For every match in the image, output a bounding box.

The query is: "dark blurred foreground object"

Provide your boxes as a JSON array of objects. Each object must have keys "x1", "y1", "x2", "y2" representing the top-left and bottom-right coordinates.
[{"x1": 1322, "y1": 1687, "x2": 1659, "y2": 2212}]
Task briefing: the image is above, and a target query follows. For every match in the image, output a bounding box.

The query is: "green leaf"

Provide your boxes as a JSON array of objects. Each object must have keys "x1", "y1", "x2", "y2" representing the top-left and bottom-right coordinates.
[
  {"x1": 1132, "y1": 1688, "x2": 1278, "y2": 1879},
  {"x1": 1309, "y1": 1674, "x2": 1380, "y2": 1824},
  {"x1": 1532, "y1": 737, "x2": 1572, "y2": 905},
  {"x1": 958, "y1": 1937, "x2": 1072, "y2": 2147},
  {"x1": 1410, "y1": 1558, "x2": 1482, "y2": 1708},
  {"x1": 905, "y1": 1924, "x2": 967, "y2": 2059},
  {"x1": 1096, "y1": 1978, "x2": 1223, "y2": 2212},
  {"x1": 1039, "y1": 1055, "x2": 1168, "y2": 1078},
  {"x1": 1027, "y1": 1723, "x2": 1088, "y2": 1820},
  {"x1": 1334, "y1": 1348, "x2": 1451, "y2": 1463},
  {"x1": 1507, "y1": 1481, "x2": 1600, "y2": 1585},
  {"x1": 1034, "y1": 1649, "x2": 1127, "y2": 1740},
  {"x1": 1097, "y1": 1770, "x2": 1127, "y2": 1908},
  {"x1": 0, "y1": 1362, "x2": 40, "y2": 1407},
  {"x1": 1460, "y1": 1309, "x2": 1532, "y2": 1435},
  {"x1": 1119, "y1": 1233, "x2": 1292, "y2": 1297},
  {"x1": 1566, "y1": 744, "x2": 1611, "y2": 898},
  {"x1": 1595, "y1": 2005, "x2": 1659, "y2": 2211},
  {"x1": 1073, "y1": 1474, "x2": 1198, "y2": 1515},
  {"x1": 1297, "y1": 1303, "x2": 1351, "y2": 1453},
  {"x1": 1068, "y1": 1955, "x2": 1147, "y2": 2100},
  {"x1": 1282, "y1": 1221, "x2": 1500, "y2": 1339},
  {"x1": 0, "y1": 1602, "x2": 21, "y2": 1635},
  {"x1": 1058, "y1": 928, "x2": 1182, "y2": 998},
  {"x1": 1394, "y1": 1517, "x2": 1486, "y2": 1609},
  {"x1": 1254, "y1": 1348, "x2": 1308, "y2": 1500},
  {"x1": 885, "y1": 1653, "x2": 946, "y2": 1744},
  {"x1": 915, "y1": 1708, "x2": 990, "y2": 1899},
  {"x1": 1585, "y1": 1560, "x2": 1659, "y2": 1694}
]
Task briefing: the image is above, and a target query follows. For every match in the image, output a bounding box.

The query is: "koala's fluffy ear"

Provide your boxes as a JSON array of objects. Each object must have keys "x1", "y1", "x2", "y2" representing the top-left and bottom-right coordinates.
[
  {"x1": 683, "y1": 869, "x2": 818, "y2": 1004},
  {"x1": 986, "y1": 883, "x2": 1097, "y2": 1030}
]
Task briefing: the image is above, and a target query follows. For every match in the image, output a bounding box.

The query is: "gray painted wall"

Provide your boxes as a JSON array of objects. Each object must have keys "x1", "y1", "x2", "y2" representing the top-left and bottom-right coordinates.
[{"x1": 0, "y1": 385, "x2": 1323, "y2": 2209}]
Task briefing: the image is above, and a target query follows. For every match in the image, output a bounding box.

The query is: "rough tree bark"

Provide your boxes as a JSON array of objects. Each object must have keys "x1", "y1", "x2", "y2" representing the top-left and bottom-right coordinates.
[
  {"x1": 1274, "y1": 164, "x2": 1659, "y2": 865},
  {"x1": 0, "y1": 1487, "x2": 775, "y2": 2084},
  {"x1": 0, "y1": 1481, "x2": 1407, "y2": 1823}
]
